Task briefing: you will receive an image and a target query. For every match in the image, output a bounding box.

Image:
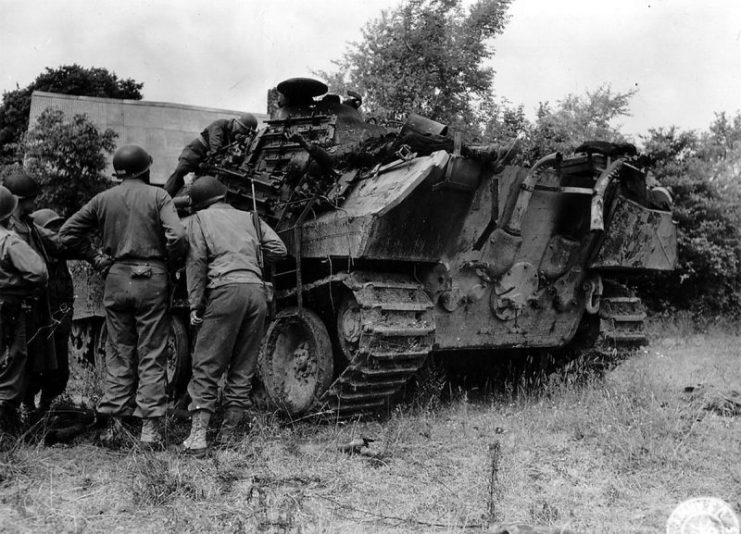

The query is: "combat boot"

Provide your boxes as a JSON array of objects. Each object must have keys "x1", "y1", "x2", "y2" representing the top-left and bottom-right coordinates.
[
  {"x1": 0, "y1": 402, "x2": 21, "y2": 440},
  {"x1": 22, "y1": 400, "x2": 39, "y2": 426},
  {"x1": 215, "y1": 407, "x2": 247, "y2": 448},
  {"x1": 179, "y1": 410, "x2": 210, "y2": 458},
  {"x1": 139, "y1": 417, "x2": 164, "y2": 450},
  {"x1": 97, "y1": 416, "x2": 129, "y2": 449}
]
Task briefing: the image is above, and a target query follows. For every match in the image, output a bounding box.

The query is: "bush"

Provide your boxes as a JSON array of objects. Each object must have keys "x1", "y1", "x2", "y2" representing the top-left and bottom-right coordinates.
[{"x1": 12, "y1": 108, "x2": 117, "y2": 217}]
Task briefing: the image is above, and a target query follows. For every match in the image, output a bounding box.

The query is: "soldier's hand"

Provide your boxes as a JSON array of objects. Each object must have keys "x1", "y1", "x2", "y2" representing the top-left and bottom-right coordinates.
[
  {"x1": 92, "y1": 253, "x2": 114, "y2": 276},
  {"x1": 190, "y1": 310, "x2": 203, "y2": 326}
]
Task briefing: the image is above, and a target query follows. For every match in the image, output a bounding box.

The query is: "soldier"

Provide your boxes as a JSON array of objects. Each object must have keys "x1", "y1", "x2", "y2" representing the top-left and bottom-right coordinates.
[
  {"x1": 23, "y1": 209, "x2": 74, "y2": 415},
  {"x1": 59, "y1": 144, "x2": 187, "y2": 448},
  {"x1": 179, "y1": 176, "x2": 286, "y2": 457},
  {"x1": 0, "y1": 185, "x2": 48, "y2": 436},
  {"x1": 164, "y1": 113, "x2": 258, "y2": 197},
  {"x1": 4, "y1": 169, "x2": 60, "y2": 419}
]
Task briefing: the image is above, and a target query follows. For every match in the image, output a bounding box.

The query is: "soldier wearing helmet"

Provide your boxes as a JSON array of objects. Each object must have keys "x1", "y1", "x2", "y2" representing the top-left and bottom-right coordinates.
[
  {"x1": 22, "y1": 208, "x2": 75, "y2": 416},
  {"x1": 59, "y1": 144, "x2": 187, "y2": 449},
  {"x1": 3, "y1": 168, "x2": 61, "y2": 421},
  {"x1": 177, "y1": 175, "x2": 286, "y2": 457},
  {"x1": 164, "y1": 113, "x2": 259, "y2": 197},
  {"x1": 0, "y1": 185, "x2": 48, "y2": 435}
]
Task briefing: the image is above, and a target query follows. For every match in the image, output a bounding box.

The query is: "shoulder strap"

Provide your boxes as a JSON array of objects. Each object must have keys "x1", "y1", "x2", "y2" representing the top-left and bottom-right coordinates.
[{"x1": 252, "y1": 211, "x2": 264, "y2": 276}]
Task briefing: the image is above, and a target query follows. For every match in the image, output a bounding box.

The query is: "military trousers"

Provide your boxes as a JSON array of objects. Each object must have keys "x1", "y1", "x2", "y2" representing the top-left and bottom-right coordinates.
[
  {"x1": 25, "y1": 306, "x2": 72, "y2": 409},
  {"x1": 0, "y1": 300, "x2": 28, "y2": 408},
  {"x1": 99, "y1": 261, "x2": 170, "y2": 418},
  {"x1": 188, "y1": 283, "x2": 267, "y2": 413},
  {"x1": 164, "y1": 142, "x2": 206, "y2": 196}
]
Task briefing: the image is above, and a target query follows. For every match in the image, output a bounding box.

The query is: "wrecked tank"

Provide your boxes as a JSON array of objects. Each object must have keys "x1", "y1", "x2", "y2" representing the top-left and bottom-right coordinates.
[
  {"x1": 197, "y1": 77, "x2": 677, "y2": 417},
  {"x1": 69, "y1": 77, "x2": 677, "y2": 417}
]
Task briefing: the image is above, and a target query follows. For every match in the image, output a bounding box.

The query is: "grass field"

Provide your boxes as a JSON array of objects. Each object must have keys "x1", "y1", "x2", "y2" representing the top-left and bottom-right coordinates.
[{"x1": 1, "y1": 317, "x2": 739, "y2": 533}]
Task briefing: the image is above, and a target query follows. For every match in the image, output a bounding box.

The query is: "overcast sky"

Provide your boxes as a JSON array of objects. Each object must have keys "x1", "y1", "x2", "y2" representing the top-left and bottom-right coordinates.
[{"x1": 1, "y1": 0, "x2": 740, "y2": 141}]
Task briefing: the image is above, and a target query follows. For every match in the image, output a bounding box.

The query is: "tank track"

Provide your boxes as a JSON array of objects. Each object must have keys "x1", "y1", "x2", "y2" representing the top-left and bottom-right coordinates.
[
  {"x1": 596, "y1": 294, "x2": 647, "y2": 359},
  {"x1": 320, "y1": 275, "x2": 435, "y2": 417}
]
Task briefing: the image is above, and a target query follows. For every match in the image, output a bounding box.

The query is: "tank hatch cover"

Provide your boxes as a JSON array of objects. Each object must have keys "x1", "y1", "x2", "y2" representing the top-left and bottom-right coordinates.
[{"x1": 276, "y1": 77, "x2": 328, "y2": 99}]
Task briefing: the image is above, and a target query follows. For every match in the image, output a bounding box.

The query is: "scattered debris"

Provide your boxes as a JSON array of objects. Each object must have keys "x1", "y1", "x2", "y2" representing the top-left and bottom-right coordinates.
[
  {"x1": 490, "y1": 524, "x2": 582, "y2": 534},
  {"x1": 336, "y1": 437, "x2": 381, "y2": 458},
  {"x1": 684, "y1": 384, "x2": 741, "y2": 417}
]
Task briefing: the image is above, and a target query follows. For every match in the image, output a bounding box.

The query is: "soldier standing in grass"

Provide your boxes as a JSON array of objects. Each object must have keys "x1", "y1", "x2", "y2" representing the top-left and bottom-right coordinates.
[
  {"x1": 164, "y1": 113, "x2": 258, "y2": 197},
  {"x1": 4, "y1": 169, "x2": 60, "y2": 420},
  {"x1": 22, "y1": 209, "x2": 75, "y2": 416},
  {"x1": 59, "y1": 144, "x2": 187, "y2": 449},
  {"x1": 179, "y1": 176, "x2": 286, "y2": 457},
  {"x1": 0, "y1": 185, "x2": 48, "y2": 436}
]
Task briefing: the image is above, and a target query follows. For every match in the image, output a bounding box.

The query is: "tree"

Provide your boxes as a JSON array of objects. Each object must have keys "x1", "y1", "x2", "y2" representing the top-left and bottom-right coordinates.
[
  {"x1": 636, "y1": 115, "x2": 741, "y2": 315},
  {"x1": 9, "y1": 108, "x2": 117, "y2": 217},
  {"x1": 318, "y1": 0, "x2": 512, "y2": 136},
  {"x1": 483, "y1": 85, "x2": 636, "y2": 165},
  {"x1": 0, "y1": 64, "x2": 142, "y2": 163}
]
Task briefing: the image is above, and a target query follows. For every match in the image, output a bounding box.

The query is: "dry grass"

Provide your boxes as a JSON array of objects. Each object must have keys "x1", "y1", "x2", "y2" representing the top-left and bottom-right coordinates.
[{"x1": 0, "y1": 317, "x2": 739, "y2": 533}]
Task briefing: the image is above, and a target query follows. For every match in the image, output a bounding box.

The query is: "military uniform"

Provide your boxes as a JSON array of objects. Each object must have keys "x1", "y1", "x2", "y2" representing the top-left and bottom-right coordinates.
[
  {"x1": 60, "y1": 176, "x2": 187, "y2": 420},
  {"x1": 186, "y1": 201, "x2": 286, "y2": 413},
  {"x1": 23, "y1": 219, "x2": 76, "y2": 412},
  {"x1": 7, "y1": 214, "x2": 59, "y2": 389},
  {"x1": 0, "y1": 225, "x2": 48, "y2": 422},
  {"x1": 164, "y1": 115, "x2": 257, "y2": 197}
]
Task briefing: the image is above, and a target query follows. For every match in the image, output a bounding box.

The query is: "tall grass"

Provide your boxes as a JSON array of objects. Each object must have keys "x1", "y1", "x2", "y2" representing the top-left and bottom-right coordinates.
[{"x1": 1, "y1": 318, "x2": 739, "y2": 533}]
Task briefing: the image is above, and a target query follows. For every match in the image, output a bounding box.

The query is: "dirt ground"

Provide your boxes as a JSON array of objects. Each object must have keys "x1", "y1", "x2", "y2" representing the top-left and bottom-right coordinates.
[{"x1": 1, "y1": 320, "x2": 740, "y2": 533}]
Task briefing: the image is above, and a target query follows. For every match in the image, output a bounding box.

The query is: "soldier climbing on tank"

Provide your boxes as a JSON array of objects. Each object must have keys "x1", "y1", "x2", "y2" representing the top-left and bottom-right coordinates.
[
  {"x1": 0, "y1": 185, "x2": 48, "y2": 439},
  {"x1": 177, "y1": 176, "x2": 286, "y2": 457},
  {"x1": 164, "y1": 113, "x2": 258, "y2": 197},
  {"x1": 59, "y1": 144, "x2": 187, "y2": 449}
]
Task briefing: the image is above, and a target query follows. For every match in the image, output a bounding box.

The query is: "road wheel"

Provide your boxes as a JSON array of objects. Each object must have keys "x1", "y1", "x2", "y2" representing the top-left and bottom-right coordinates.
[
  {"x1": 68, "y1": 320, "x2": 95, "y2": 365},
  {"x1": 335, "y1": 293, "x2": 362, "y2": 369},
  {"x1": 93, "y1": 320, "x2": 107, "y2": 384},
  {"x1": 165, "y1": 315, "x2": 190, "y2": 397},
  {"x1": 259, "y1": 307, "x2": 334, "y2": 416}
]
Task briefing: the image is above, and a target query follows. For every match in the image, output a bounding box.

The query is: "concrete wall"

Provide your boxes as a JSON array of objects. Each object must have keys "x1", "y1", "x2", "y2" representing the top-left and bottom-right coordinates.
[{"x1": 29, "y1": 91, "x2": 267, "y2": 185}]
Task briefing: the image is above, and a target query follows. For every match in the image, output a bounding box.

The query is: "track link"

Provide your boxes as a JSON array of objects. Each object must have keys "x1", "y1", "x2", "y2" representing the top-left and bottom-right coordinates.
[
  {"x1": 320, "y1": 274, "x2": 435, "y2": 417},
  {"x1": 598, "y1": 294, "x2": 648, "y2": 357}
]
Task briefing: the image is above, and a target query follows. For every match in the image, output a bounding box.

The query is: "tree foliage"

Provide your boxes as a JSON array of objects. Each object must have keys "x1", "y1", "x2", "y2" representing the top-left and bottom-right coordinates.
[
  {"x1": 0, "y1": 64, "x2": 142, "y2": 163},
  {"x1": 318, "y1": 0, "x2": 511, "y2": 135},
  {"x1": 9, "y1": 108, "x2": 117, "y2": 218},
  {"x1": 484, "y1": 85, "x2": 636, "y2": 164},
  {"x1": 636, "y1": 114, "x2": 741, "y2": 315}
]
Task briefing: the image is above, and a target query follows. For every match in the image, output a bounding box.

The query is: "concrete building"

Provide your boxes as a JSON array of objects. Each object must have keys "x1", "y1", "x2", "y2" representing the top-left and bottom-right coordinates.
[{"x1": 29, "y1": 91, "x2": 267, "y2": 185}]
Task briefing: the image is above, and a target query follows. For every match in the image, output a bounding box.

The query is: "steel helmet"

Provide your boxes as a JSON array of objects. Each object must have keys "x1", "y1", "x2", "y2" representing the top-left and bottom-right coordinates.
[
  {"x1": 650, "y1": 186, "x2": 673, "y2": 210},
  {"x1": 234, "y1": 113, "x2": 258, "y2": 133},
  {"x1": 189, "y1": 175, "x2": 227, "y2": 210},
  {"x1": 0, "y1": 185, "x2": 18, "y2": 221},
  {"x1": 112, "y1": 144, "x2": 153, "y2": 179},
  {"x1": 4, "y1": 168, "x2": 41, "y2": 199},
  {"x1": 31, "y1": 208, "x2": 64, "y2": 229}
]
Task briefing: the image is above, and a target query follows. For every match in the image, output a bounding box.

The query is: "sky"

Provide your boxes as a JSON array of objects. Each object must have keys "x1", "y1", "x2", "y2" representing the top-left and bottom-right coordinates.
[{"x1": 1, "y1": 0, "x2": 740, "y2": 141}]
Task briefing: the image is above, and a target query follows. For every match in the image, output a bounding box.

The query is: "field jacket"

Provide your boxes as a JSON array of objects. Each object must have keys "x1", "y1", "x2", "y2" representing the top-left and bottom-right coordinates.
[
  {"x1": 59, "y1": 178, "x2": 187, "y2": 263},
  {"x1": 186, "y1": 202, "x2": 287, "y2": 312},
  {"x1": 0, "y1": 226, "x2": 48, "y2": 298}
]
